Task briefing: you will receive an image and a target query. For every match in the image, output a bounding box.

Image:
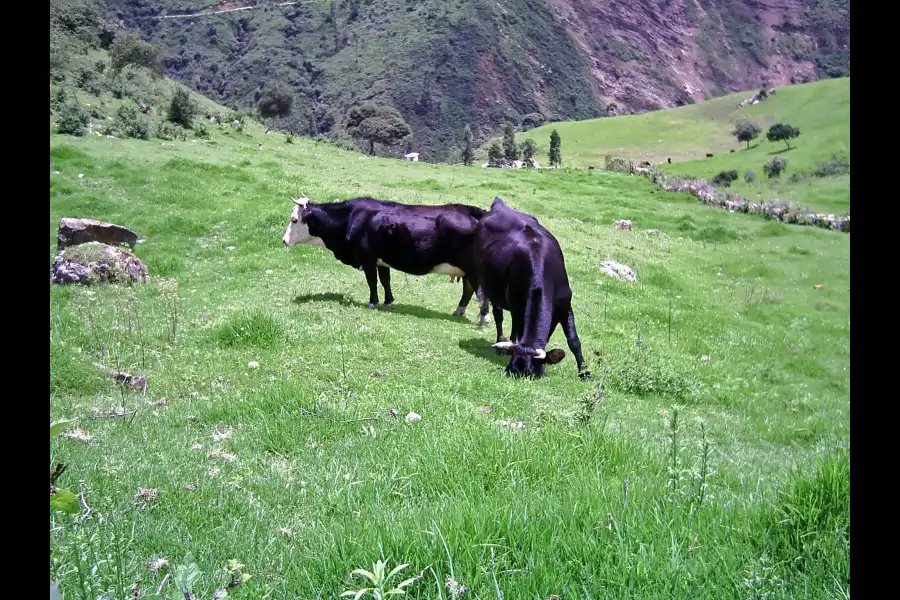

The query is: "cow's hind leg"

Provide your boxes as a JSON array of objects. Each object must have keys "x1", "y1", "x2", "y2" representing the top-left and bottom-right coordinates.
[
  {"x1": 452, "y1": 277, "x2": 475, "y2": 317},
  {"x1": 377, "y1": 266, "x2": 394, "y2": 307},
  {"x1": 363, "y1": 264, "x2": 380, "y2": 308},
  {"x1": 560, "y1": 306, "x2": 591, "y2": 379}
]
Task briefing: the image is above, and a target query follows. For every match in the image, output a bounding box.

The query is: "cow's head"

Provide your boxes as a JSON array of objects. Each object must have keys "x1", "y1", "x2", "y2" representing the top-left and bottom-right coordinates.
[
  {"x1": 491, "y1": 341, "x2": 565, "y2": 378},
  {"x1": 282, "y1": 193, "x2": 325, "y2": 247}
]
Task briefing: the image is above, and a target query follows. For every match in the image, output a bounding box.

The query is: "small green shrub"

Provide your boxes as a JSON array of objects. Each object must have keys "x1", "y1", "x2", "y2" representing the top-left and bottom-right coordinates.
[
  {"x1": 285, "y1": 131, "x2": 294, "y2": 144},
  {"x1": 194, "y1": 122, "x2": 210, "y2": 139},
  {"x1": 57, "y1": 101, "x2": 90, "y2": 136},
  {"x1": 606, "y1": 346, "x2": 695, "y2": 399},
  {"x1": 168, "y1": 87, "x2": 198, "y2": 128},
  {"x1": 113, "y1": 103, "x2": 149, "y2": 139},
  {"x1": 810, "y1": 154, "x2": 850, "y2": 178},
  {"x1": 763, "y1": 156, "x2": 788, "y2": 178},
  {"x1": 744, "y1": 170, "x2": 756, "y2": 183},
  {"x1": 711, "y1": 169, "x2": 739, "y2": 187},
  {"x1": 156, "y1": 121, "x2": 187, "y2": 141}
]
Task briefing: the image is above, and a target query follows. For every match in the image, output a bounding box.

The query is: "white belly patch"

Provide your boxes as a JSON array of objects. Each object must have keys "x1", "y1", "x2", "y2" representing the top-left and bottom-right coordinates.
[{"x1": 431, "y1": 263, "x2": 465, "y2": 278}]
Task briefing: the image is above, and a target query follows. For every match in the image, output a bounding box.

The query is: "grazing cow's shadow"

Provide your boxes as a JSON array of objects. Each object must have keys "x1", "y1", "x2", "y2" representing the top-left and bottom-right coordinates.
[
  {"x1": 458, "y1": 338, "x2": 509, "y2": 366},
  {"x1": 292, "y1": 293, "x2": 469, "y2": 323}
]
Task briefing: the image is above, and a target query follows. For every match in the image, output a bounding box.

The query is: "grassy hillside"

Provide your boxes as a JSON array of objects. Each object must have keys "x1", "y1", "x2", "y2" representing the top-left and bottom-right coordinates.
[
  {"x1": 103, "y1": 0, "x2": 850, "y2": 161},
  {"x1": 495, "y1": 78, "x2": 849, "y2": 215},
  {"x1": 51, "y1": 90, "x2": 849, "y2": 598}
]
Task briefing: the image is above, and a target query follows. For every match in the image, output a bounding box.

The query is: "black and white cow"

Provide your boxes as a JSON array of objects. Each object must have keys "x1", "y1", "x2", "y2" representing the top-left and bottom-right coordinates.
[
  {"x1": 283, "y1": 193, "x2": 490, "y2": 323},
  {"x1": 474, "y1": 197, "x2": 591, "y2": 379}
]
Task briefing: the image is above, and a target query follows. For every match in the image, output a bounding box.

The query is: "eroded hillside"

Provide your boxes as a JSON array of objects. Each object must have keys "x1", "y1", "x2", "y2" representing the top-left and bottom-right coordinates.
[{"x1": 104, "y1": 0, "x2": 849, "y2": 161}]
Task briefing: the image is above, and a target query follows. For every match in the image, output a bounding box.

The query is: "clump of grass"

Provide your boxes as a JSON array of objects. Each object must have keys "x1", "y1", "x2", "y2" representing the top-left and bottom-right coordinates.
[
  {"x1": 606, "y1": 344, "x2": 695, "y2": 399},
  {"x1": 762, "y1": 447, "x2": 850, "y2": 572},
  {"x1": 214, "y1": 309, "x2": 287, "y2": 349}
]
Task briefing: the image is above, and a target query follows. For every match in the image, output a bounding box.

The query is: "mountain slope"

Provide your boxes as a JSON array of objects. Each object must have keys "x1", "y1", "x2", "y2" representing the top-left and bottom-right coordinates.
[{"x1": 106, "y1": 0, "x2": 849, "y2": 161}]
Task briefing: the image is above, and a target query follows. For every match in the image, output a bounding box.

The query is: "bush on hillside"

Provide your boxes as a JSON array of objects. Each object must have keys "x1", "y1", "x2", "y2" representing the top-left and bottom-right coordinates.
[
  {"x1": 711, "y1": 169, "x2": 739, "y2": 187},
  {"x1": 763, "y1": 156, "x2": 788, "y2": 178},
  {"x1": 520, "y1": 112, "x2": 546, "y2": 131},
  {"x1": 285, "y1": 131, "x2": 294, "y2": 144},
  {"x1": 810, "y1": 154, "x2": 850, "y2": 178},
  {"x1": 194, "y1": 122, "x2": 210, "y2": 139},
  {"x1": 56, "y1": 100, "x2": 90, "y2": 136},
  {"x1": 744, "y1": 170, "x2": 756, "y2": 183},
  {"x1": 156, "y1": 121, "x2": 187, "y2": 141},
  {"x1": 110, "y1": 31, "x2": 165, "y2": 79},
  {"x1": 257, "y1": 80, "x2": 294, "y2": 124},
  {"x1": 168, "y1": 87, "x2": 198, "y2": 128},
  {"x1": 604, "y1": 154, "x2": 630, "y2": 173},
  {"x1": 113, "y1": 103, "x2": 149, "y2": 139},
  {"x1": 487, "y1": 143, "x2": 504, "y2": 166}
]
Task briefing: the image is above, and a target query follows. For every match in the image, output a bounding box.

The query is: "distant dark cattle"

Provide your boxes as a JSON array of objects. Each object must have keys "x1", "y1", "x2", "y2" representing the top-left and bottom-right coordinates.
[
  {"x1": 473, "y1": 197, "x2": 590, "y2": 379},
  {"x1": 639, "y1": 160, "x2": 651, "y2": 168},
  {"x1": 283, "y1": 194, "x2": 490, "y2": 323},
  {"x1": 706, "y1": 153, "x2": 714, "y2": 158},
  {"x1": 667, "y1": 157, "x2": 672, "y2": 164}
]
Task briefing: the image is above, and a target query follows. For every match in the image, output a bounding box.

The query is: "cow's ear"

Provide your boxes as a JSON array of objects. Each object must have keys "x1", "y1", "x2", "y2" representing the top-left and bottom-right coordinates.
[{"x1": 543, "y1": 349, "x2": 566, "y2": 364}]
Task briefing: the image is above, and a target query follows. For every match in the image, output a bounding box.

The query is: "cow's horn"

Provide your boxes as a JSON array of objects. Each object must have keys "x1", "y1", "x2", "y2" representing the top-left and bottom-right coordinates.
[
  {"x1": 292, "y1": 194, "x2": 308, "y2": 207},
  {"x1": 533, "y1": 348, "x2": 546, "y2": 360}
]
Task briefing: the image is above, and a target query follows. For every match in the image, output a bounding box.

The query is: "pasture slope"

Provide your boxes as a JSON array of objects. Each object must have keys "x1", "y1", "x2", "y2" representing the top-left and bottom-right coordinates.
[
  {"x1": 492, "y1": 77, "x2": 850, "y2": 216},
  {"x1": 50, "y1": 97, "x2": 849, "y2": 597}
]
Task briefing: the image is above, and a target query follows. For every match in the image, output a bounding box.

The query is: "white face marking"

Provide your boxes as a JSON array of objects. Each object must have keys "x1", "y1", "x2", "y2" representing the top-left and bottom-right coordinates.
[
  {"x1": 282, "y1": 203, "x2": 325, "y2": 247},
  {"x1": 431, "y1": 263, "x2": 465, "y2": 278}
]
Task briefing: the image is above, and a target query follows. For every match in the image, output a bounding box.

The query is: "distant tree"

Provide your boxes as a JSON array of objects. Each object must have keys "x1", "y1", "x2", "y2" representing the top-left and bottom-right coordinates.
[
  {"x1": 346, "y1": 103, "x2": 412, "y2": 156},
  {"x1": 257, "y1": 81, "x2": 294, "y2": 129},
  {"x1": 763, "y1": 156, "x2": 788, "y2": 178},
  {"x1": 461, "y1": 125, "x2": 475, "y2": 166},
  {"x1": 168, "y1": 87, "x2": 198, "y2": 128},
  {"x1": 502, "y1": 123, "x2": 519, "y2": 161},
  {"x1": 487, "y1": 143, "x2": 504, "y2": 166},
  {"x1": 766, "y1": 123, "x2": 800, "y2": 150},
  {"x1": 520, "y1": 138, "x2": 537, "y2": 166},
  {"x1": 711, "y1": 169, "x2": 739, "y2": 187},
  {"x1": 548, "y1": 129, "x2": 562, "y2": 167},
  {"x1": 109, "y1": 31, "x2": 165, "y2": 80},
  {"x1": 732, "y1": 121, "x2": 761, "y2": 149},
  {"x1": 520, "y1": 112, "x2": 545, "y2": 131}
]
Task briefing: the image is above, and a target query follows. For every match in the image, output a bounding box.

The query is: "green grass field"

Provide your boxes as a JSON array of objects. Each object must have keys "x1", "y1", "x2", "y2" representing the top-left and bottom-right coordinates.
[
  {"x1": 50, "y1": 98, "x2": 849, "y2": 598},
  {"x1": 486, "y1": 78, "x2": 850, "y2": 216}
]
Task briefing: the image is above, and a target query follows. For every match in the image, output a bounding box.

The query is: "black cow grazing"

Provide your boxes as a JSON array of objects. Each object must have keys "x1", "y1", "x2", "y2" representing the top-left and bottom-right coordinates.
[
  {"x1": 283, "y1": 193, "x2": 490, "y2": 323},
  {"x1": 474, "y1": 197, "x2": 590, "y2": 379}
]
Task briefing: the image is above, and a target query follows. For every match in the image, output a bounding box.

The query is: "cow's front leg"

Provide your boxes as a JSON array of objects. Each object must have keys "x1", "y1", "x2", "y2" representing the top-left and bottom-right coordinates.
[
  {"x1": 377, "y1": 266, "x2": 394, "y2": 307},
  {"x1": 363, "y1": 264, "x2": 380, "y2": 307},
  {"x1": 492, "y1": 306, "x2": 507, "y2": 345},
  {"x1": 561, "y1": 306, "x2": 591, "y2": 380}
]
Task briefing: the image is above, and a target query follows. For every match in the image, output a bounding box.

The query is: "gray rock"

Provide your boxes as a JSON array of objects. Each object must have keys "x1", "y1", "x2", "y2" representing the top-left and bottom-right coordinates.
[
  {"x1": 50, "y1": 242, "x2": 149, "y2": 285},
  {"x1": 57, "y1": 217, "x2": 138, "y2": 251},
  {"x1": 600, "y1": 260, "x2": 637, "y2": 282}
]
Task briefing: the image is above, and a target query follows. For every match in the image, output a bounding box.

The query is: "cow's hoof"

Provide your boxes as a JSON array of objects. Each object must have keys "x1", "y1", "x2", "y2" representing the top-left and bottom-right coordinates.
[
  {"x1": 367, "y1": 302, "x2": 378, "y2": 309},
  {"x1": 478, "y1": 315, "x2": 491, "y2": 326},
  {"x1": 452, "y1": 306, "x2": 466, "y2": 317},
  {"x1": 384, "y1": 301, "x2": 394, "y2": 308},
  {"x1": 578, "y1": 370, "x2": 593, "y2": 381}
]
